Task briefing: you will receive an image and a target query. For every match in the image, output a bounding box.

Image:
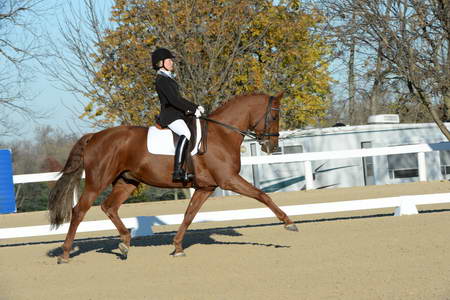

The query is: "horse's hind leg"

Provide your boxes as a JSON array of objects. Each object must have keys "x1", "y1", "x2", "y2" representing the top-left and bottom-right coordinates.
[
  {"x1": 221, "y1": 175, "x2": 298, "y2": 231},
  {"x1": 59, "y1": 187, "x2": 100, "y2": 263},
  {"x1": 100, "y1": 178, "x2": 138, "y2": 257}
]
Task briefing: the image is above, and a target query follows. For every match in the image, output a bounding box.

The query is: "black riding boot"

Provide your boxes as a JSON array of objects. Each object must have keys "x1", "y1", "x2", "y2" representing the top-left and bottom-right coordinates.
[{"x1": 172, "y1": 135, "x2": 193, "y2": 182}]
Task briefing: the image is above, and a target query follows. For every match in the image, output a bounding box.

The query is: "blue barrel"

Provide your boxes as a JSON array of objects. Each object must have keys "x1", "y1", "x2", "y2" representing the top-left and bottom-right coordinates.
[{"x1": 0, "y1": 149, "x2": 16, "y2": 214}]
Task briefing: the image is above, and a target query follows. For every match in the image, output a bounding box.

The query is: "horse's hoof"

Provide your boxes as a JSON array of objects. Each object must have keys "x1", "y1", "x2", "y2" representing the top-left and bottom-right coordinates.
[
  {"x1": 285, "y1": 224, "x2": 299, "y2": 232},
  {"x1": 172, "y1": 251, "x2": 186, "y2": 257},
  {"x1": 118, "y1": 242, "x2": 129, "y2": 256},
  {"x1": 57, "y1": 256, "x2": 70, "y2": 264}
]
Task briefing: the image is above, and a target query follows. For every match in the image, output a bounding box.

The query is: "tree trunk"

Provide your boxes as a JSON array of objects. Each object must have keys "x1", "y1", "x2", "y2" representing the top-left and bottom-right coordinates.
[
  {"x1": 348, "y1": 40, "x2": 356, "y2": 125},
  {"x1": 444, "y1": 0, "x2": 450, "y2": 120},
  {"x1": 416, "y1": 87, "x2": 450, "y2": 141},
  {"x1": 370, "y1": 45, "x2": 384, "y2": 116}
]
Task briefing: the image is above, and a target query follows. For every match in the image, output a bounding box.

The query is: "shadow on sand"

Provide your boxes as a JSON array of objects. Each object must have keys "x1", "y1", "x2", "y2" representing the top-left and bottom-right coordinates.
[
  {"x1": 45, "y1": 226, "x2": 291, "y2": 260},
  {"x1": 45, "y1": 207, "x2": 450, "y2": 260}
]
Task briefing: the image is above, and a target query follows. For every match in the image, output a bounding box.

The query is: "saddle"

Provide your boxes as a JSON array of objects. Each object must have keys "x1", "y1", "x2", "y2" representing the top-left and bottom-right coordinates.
[
  {"x1": 147, "y1": 117, "x2": 204, "y2": 177},
  {"x1": 154, "y1": 121, "x2": 197, "y2": 153}
]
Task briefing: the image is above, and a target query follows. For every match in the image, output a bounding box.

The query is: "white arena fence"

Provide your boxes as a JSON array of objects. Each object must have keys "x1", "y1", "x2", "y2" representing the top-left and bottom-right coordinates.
[{"x1": 2, "y1": 142, "x2": 450, "y2": 240}]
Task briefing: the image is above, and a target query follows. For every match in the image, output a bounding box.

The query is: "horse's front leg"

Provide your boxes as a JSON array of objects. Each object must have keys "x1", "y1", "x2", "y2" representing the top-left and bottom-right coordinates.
[
  {"x1": 172, "y1": 187, "x2": 215, "y2": 256},
  {"x1": 220, "y1": 175, "x2": 298, "y2": 231}
]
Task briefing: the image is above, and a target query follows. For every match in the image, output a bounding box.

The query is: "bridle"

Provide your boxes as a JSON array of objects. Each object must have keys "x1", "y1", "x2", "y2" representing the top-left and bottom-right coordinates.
[
  {"x1": 248, "y1": 95, "x2": 280, "y2": 142},
  {"x1": 200, "y1": 96, "x2": 280, "y2": 144}
]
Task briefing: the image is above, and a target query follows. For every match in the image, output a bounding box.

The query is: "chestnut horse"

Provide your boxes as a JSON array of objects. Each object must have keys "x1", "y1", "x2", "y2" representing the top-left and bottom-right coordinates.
[{"x1": 48, "y1": 92, "x2": 297, "y2": 263}]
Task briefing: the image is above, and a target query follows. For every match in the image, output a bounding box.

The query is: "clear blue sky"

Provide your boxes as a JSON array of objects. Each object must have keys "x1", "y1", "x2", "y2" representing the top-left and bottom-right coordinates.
[
  {"x1": 28, "y1": 75, "x2": 91, "y2": 137},
  {"x1": 7, "y1": 0, "x2": 111, "y2": 141}
]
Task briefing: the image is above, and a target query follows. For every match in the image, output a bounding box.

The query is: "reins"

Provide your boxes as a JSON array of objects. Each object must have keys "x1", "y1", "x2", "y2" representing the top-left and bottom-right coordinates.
[
  {"x1": 196, "y1": 96, "x2": 279, "y2": 154},
  {"x1": 200, "y1": 95, "x2": 279, "y2": 140},
  {"x1": 199, "y1": 116, "x2": 260, "y2": 139}
]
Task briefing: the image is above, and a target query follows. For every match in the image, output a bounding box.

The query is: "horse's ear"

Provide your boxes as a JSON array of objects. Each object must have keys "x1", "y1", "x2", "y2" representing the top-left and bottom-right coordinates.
[
  {"x1": 273, "y1": 92, "x2": 284, "y2": 105},
  {"x1": 275, "y1": 91, "x2": 284, "y2": 99}
]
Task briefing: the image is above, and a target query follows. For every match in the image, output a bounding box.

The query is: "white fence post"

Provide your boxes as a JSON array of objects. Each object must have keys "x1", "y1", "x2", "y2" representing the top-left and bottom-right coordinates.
[
  {"x1": 418, "y1": 152, "x2": 427, "y2": 182},
  {"x1": 304, "y1": 160, "x2": 314, "y2": 190}
]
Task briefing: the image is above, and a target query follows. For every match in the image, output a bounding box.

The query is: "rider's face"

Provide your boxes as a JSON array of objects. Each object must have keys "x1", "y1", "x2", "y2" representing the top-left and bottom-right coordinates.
[{"x1": 163, "y1": 58, "x2": 174, "y2": 71}]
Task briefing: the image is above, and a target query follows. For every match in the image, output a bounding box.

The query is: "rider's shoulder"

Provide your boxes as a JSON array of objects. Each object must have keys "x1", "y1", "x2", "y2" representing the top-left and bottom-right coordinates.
[
  {"x1": 156, "y1": 74, "x2": 177, "y2": 89},
  {"x1": 156, "y1": 74, "x2": 167, "y2": 84},
  {"x1": 156, "y1": 73, "x2": 174, "y2": 82}
]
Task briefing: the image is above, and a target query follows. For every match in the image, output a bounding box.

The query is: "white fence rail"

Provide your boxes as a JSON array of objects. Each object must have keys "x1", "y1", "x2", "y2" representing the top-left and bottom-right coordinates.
[
  {"x1": 2, "y1": 141, "x2": 450, "y2": 240},
  {"x1": 13, "y1": 172, "x2": 63, "y2": 184},
  {"x1": 241, "y1": 141, "x2": 450, "y2": 190},
  {"x1": 12, "y1": 142, "x2": 450, "y2": 188},
  {"x1": 1, "y1": 192, "x2": 450, "y2": 239}
]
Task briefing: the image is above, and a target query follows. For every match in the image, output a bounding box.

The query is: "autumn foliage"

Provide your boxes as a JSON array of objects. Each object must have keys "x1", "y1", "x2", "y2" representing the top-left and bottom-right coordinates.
[{"x1": 84, "y1": 0, "x2": 331, "y2": 129}]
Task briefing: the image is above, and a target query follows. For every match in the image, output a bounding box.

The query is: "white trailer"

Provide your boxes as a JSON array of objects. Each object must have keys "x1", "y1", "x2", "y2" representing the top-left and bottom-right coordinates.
[{"x1": 213, "y1": 118, "x2": 450, "y2": 197}]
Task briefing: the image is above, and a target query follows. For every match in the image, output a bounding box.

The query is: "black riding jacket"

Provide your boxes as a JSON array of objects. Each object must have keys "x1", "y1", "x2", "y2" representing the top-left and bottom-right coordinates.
[{"x1": 155, "y1": 72, "x2": 198, "y2": 126}]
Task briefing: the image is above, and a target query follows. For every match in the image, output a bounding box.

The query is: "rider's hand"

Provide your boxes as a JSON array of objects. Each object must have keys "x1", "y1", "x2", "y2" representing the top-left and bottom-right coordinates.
[
  {"x1": 197, "y1": 106, "x2": 205, "y2": 114},
  {"x1": 195, "y1": 108, "x2": 202, "y2": 118}
]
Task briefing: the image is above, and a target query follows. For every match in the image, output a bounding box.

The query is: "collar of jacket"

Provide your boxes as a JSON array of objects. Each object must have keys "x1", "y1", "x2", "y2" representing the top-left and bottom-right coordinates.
[{"x1": 157, "y1": 69, "x2": 175, "y2": 79}]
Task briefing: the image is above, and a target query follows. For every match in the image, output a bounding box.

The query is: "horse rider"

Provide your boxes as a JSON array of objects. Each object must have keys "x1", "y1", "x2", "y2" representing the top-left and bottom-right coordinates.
[{"x1": 151, "y1": 47, "x2": 205, "y2": 182}]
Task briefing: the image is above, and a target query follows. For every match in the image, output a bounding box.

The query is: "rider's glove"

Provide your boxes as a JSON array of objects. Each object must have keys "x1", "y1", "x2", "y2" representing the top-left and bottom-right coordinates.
[{"x1": 195, "y1": 106, "x2": 205, "y2": 117}]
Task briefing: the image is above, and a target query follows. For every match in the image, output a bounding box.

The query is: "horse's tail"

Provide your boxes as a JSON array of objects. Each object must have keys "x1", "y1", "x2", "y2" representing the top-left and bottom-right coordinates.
[{"x1": 48, "y1": 133, "x2": 94, "y2": 229}]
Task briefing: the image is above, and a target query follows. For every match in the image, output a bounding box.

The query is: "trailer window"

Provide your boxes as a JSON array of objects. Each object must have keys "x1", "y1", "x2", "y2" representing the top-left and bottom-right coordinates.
[
  {"x1": 283, "y1": 145, "x2": 303, "y2": 154},
  {"x1": 361, "y1": 141, "x2": 374, "y2": 185},
  {"x1": 439, "y1": 150, "x2": 450, "y2": 176},
  {"x1": 387, "y1": 153, "x2": 418, "y2": 179},
  {"x1": 268, "y1": 144, "x2": 303, "y2": 165}
]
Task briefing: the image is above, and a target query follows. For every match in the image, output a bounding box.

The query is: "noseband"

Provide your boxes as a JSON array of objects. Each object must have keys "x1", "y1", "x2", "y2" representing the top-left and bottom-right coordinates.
[{"x1": 200, "y1": 96, "x2": 280, "y2": 144}]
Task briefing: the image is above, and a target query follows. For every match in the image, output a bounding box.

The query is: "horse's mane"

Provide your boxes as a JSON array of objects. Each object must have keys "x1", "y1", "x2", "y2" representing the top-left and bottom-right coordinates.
[{"x1": 209, "y1": 93, "x2": 267, "y2": 117}]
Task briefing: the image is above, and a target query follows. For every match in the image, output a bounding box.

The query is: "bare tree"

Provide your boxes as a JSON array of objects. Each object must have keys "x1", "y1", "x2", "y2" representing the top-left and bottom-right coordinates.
[
  {"x1": 312, "y1": 0, "x2": 394, "y2": 125},
  {"x1": 44, "y1": 0, "x2": 113, "y2": 129},
  {"x1": 0, "y1": 0, "x2": 47, "y2": 137},
  {"x1": 357, "y1": 0, "x2": 450, "y2": 138},
  {"x1": 315, "y1": 0, "x2": 450, "y2": 137}
]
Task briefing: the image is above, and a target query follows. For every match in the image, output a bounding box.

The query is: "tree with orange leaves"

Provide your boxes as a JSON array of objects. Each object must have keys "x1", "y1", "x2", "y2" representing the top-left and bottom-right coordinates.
[{"x1": 78, "y1": 0, "x2": 332, "y2": 129}]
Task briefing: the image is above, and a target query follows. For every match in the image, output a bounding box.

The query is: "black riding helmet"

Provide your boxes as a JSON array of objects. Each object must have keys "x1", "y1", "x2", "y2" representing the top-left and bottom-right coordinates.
[{"x1": 151, "y1": 48, "x2": 175, "y2": 70}]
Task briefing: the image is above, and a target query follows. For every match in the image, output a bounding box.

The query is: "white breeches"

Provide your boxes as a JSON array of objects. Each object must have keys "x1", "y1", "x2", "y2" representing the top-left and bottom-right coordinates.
[{"x1": 168, "y1": 119, "x2": 191, "y2": 140}]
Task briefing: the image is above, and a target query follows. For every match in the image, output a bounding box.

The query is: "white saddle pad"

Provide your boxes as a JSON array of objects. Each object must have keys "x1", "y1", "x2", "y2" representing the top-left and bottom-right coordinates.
[{"x1": 147, "y1": 118, "x2": 202, "y2": 156}]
